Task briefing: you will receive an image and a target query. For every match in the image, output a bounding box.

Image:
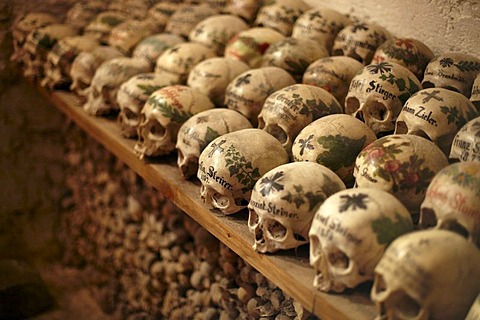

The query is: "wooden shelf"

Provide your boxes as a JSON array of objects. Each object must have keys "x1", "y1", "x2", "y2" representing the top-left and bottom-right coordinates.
[{"x1": 37, "y1": 85, "x2": 376, "y2": 320}]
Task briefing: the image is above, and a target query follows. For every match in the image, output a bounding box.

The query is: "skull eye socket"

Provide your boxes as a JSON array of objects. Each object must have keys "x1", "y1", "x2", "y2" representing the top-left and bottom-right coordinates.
[
  {"x1": 395, "y1": 120, "x2": 408, "y2": 134},
  {"x1": 149, "y1": 121, "x2": 166, "y2": 138},
  {"x1": 439, "y1": 219, "x2": 469, "y2": 239},
  {"x1": 212, "y1": 192, "x2": 230, "y2": 209},
  {"x1": 123, "y1": 108, "x2": 138, "y2": 120},
  {"x1": 248, "y1": 209, "x2": 259, "y2": 228},
  {"x1": 345, "y1": 96, "x2": 360, "y2": 115},
  {"x1": 421, "y1": 81, "x2": 435, "y2": 89},
  {"x1": 266, "y1": 220, "x2": 287, "y2": 240},
  {"x1": 265, "y1": 124, "x2": 288, "y2": 145},
  {"x1": 327, "y1": 248, "x2": 349, "y2": 269},
  {"x1": 419, "y1": 207, "x2": 437, "y2": 229},
  {"x1": 368, "y1": 101, "x2": 388, "y2": 121},
  {"x1": 385, "y1": 290, "x2": 422, "y2": 319}
]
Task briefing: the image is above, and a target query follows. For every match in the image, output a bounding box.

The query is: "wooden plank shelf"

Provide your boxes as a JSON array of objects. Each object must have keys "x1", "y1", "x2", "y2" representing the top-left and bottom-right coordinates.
[{"x1": 37, "y1": 85, "x2": 376, "y2": 320}]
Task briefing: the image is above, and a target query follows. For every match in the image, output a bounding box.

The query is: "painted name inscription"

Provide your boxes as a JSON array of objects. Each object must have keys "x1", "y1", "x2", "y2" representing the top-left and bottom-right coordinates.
[
  {"x1": 198, "y1": 161, "x2": 233, "y2": 190},
  {"x1": 402, "y1": 104, "x2": 438, "y2": 126},
  {"x1": 249, "y1": 199, "x2": 299, "y2": 219}
]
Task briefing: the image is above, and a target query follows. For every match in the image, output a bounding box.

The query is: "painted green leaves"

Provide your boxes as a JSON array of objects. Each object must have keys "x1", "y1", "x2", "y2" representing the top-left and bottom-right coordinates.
[
  {"x1": 371, "y1": 212, "x2": 412, "y2": 246},
  {"x1": 316, "y1": 134, "x2": 367, "y2": 171},
  {"x1": 198, "y1": 127, "x2": 221, "y2": 152},
  {"x1": 281, "y1": 184, "x2": 326, "y2": 211},
  {"x1": 225, "y1": 144, "x2": 261, "y2": 193},
  {"x1": 440, "y1": 104, "x2": 479, "y2": 130},
  {"x1": 147, "y1": 95, "x2": 193, "y2": 123}
]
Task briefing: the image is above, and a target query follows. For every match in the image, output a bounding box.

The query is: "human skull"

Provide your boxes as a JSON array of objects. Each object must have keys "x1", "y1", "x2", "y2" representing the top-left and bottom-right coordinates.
[
  {"x1": 186, "y1": 57, "x2": 250, "y2": 106},
  {"x1": 258, "y1": 84, "x2": 343, "y2": 157},
  {"x1": 147, "y1": 2, "x2": 188, "y2": 29},
  {"x1": 132, "y1": 33, "x2": 185, "y2": 68},
  {"x1": 107, "y1": 19, "x2": 159, "y2": 55},
  {"x1": 83, "y1": 11, "x2": 128, "y2": 44},
  {"x1": 69, "y1": 46, "x2": 125, "y2": 102},
  {"x1": 249, "y1": 162, "x2": 346, "y2": 253},
  {"x1": 354, "y1": 134, "x2": 448, "y2": 216},
  {"x1": 332, "y1": 22, "x2": 392, "y2": 65},
  {"x1": 303, "y1": 56, "x2": 364, "y2": 106},
  {"x1": 154, "y1": 42, "x2": 217, "y2": 84},
  {"x1": 254, "y1": 0, "x2": 311, "y2": 36},
  {"x1": 134, "y1": 85, "x2": 215, "y2": 159},
  {"x1": 395, "y1": 88, "x2": 479, "y2": 155},
  {"x1": 309, "y1": 188, "x2": 413, "y2": 293},
  {"x1": 372, "y1": 37, "x2": 434, "y2": 81},
  {"x1": 189, "y1": 14, "x2": 249, "y2": 55},
  {"x1": 422, "y1": 52, "x2": 480, "y2": 98},
  {"x1": 83, "y1": 57, "x2": 151, "y2": 116},
  {"x1": 197, "y1": 128, "x2": 289, "y2": 214},
  {"x1": 224, "y1": 0, "x2": 261, "y2": 23},
  {"x1": 224, "y1": 27, "x2": 285, "y2": 68},
  {"x1": 450, "y1": 117, "x2": 480, "y2": 162},
  {"x1": 471, "y1": 73, "x2": 480, "y2": 107},
  {"x1": 371, "y1": 229, "x2": 480, "y2": 320},
  {"x1": 22, "y1": 24, "x2": 78, "y2": 80},
  {"x1": 165, "y1": 4, "x2": 219, "y2": 38},
  {"x1": 224, "y1": 67, "x2": 296, "y2": 126},
  {"x1": 107, "y1": 0, "x2": 150, "y2": 20},
  {"x1": 176, "y1": 108, "x2": 252, "y2": 179},
  {"x1": 65, "y1": 0, "x2": 108, "y2": 30},
  {"x1": 292, "y1": 7, "x2": 351, "y2": 52},
  {"x1": 419, "y1": 162, "x2": 480, "y2": 247},
  {"x1": 261, "y1": 37, "x2": 330, "y2": 82},
  {"x1": 293, "y1": 114, "x2": 377, "y2": 187},
  {"x1": 345, "y1": 61, "x2": 421, "y2": 136},
  {"x1": 41, "y1": 35, "x2": 99, "y2": 90},
  {"x1": 10, "y1": 12, "x2": 58, "y2": 64},
  {"x1": 117, "y1": 72, "x2": 180, "y2": 138},
  {"x1": 466, "y1": 294, "x2": 480, "y2": 320}
]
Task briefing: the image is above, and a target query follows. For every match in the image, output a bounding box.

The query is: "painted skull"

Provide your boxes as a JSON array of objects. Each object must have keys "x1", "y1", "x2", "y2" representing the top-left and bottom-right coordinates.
[
  {"x1": 249, "y1": 162, "x2": 346, "y2": 253},
  {"x1": 372, "y1": 37, "x2": 434, "y2": 81},
  {"x1": 154, "y1": 42, "x2": 217, "y2": 84},
  {"x1": 134, "y1": 85, "x2": 215, "y2": 159},
  {"x1": 292, "y1": 7, "x2": 351, "y2": 52},
  {"x1": 254, "y1": 0, "x2": 311, "y2": 36},
  {"x1": 395, "y1": 88, "x2": 479, "y2": 155},
  {"x1": 165, "y1": 4, "x2": 219, "y2": 38},
  {"x1": 186, "y1": 57, "x2": 250, "y2": 107},
  {"x1": 302, "y1": 56, "x2": 364, "y2": 106},
  {"x1": 69, "y1": 46, "x2": 125, "y2": 102},
  {"x1": 189, "y1": 14, "x2": 249, "y2": 55},
  {"x1": 258, "y1": 84, "x2": 343, "y2": 157},
  {"x1": 107, "y1": 0, "x2": 150, "y2": 20},
  {"x1": 371, "y1": 229, "x2": 480, "y2": 320},
  {"x1": 354, "y1": 134, "x2": 448, "y2": 216},
  {"x1": 132, "y1": 33, "x2": 185, "y2": 68},
  {"x1": 176, "y1": 108, "x2": 253, "y2": 179},
  {"x1": 83, "y1": 57, "x2": 151, "y2": 116},
  {"x1": 83, "y1": 11, "x2": 128, "y2": 44},
  {"x1": 309, "y1": 188, "x2": 413, "y2": 293},
  {"x1": 224, "y1": 67, "x2": 296, "y2": 126},
  {"x1": 261, "y1": 37, "x2": 330, "y2": 82},
  {"x1": 65, "y1": 0, "x2": 108, "y2": 30},
  {"x1": 466, "y1": 294, "x2": 480, "y2": 320},
  {"x1": 224, "y1": 27, "x2": 285, "y2": 68},
  {"x1": 345, "y1": 61, "x2": 421, "y2": 136},
  {"x1": 197, "y1": 129, "x2": 289, "y2": 215},
  {"x1": 471, "y1": 73, "x2": 480, "y2": 107},
  {"x1": 332, "y1": 22, "x2": 392, "y2": 65},
  {"x1": 224, "y1": 0, "x2": 261, "y2": 23},
  {"x1": 292, "y1": 114, "x2": 377, "y2": 187},
  {"x1": 419, "y1": 162, "x2": 480, "y2": 247},
  {"x1": 450, "y1": 117, "x2": 480, "y2": 162},
  {"x1": 41, "y1": 35, "x2": 99, "y2": 89},
  {"x1": 147, "y1": 2, "x2": 188, "y2": 30},
  {"x1": 107, "y1": 19, "x2": 158, "y2": 55},
  {"x1": 117, "y1": 72, "x2": 180, "y2": 138},
  {"x1": 422, "y1": 52, "x2": 480, "y2": 98}
]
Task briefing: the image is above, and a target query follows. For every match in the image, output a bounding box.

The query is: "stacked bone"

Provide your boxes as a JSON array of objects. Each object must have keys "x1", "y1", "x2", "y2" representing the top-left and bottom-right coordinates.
[{"x1": 11, "y1": 0, "x2": 480, "y2": 319}]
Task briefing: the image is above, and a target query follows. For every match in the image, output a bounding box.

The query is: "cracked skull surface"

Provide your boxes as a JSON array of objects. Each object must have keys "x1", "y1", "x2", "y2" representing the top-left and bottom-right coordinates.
[
  {"x1": 197, "y1": 129, "x2": 289, "y2": 215},
  {"x1": 309, "y1": 188, "x2": 413, "y2": 292},
  {"x1": 248, "y1": 161, "x2": 346, "y2": 253}
]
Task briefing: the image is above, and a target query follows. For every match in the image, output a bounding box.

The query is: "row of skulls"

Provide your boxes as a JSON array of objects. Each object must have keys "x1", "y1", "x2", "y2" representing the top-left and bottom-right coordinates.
[{"x1": 11, "y1": 0, "x2": 480, "y2": 319}]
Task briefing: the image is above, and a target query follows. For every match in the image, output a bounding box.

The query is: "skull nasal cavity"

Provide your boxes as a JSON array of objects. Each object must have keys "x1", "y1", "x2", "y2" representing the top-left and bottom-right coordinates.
[{"x1": 345, "y1": 97, "x2": 360, "y2": 114}]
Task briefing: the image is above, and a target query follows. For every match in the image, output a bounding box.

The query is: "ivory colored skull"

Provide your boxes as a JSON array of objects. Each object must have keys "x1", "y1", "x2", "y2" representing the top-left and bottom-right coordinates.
[
  {"x1": 258, "y1": 84, "x2": 343, "y2": 157},
  {"x1": 132, "y1": 33, "x2": 185, "y2": 68},
  {"x1": 466, "y1": 294, "x2": 480, "y2": 320},
  {"x1": 148, "y1": 2, "x2": 188, "y2": 29},
  {"x1": 189, "y1": 14, "x2": 249, "y2": 55},
  {"x1": 224, "y1": 27, "x2": 285, "y2": 68},
  {"x1": 371, "y1": 229, "x2": 480, "y2": 320},
  {"x1": 186, "y1": 57, "x2": 250, "y2": 107},
  {"x1": 254, "y1": 0, "x2": 311, "y2": 36},
  {"x1": 292, "y1": 7, "x2": 351, "y2": 52},
  {"x1": 345, "y1": 61, "x2": 421, "y2": 136},
  {"x1": 395, "y1": 88, "x2": 479, "y2": 155},
  {"x1": 450, "y1": 117, "x2": 480, "y2": 162},
  {"x1": 303, "y1": 56, "x2": 364, "y2": 106},
  {"x1": 354, "y1": 134, "x2": 448, "y2": 215},
  {"x1": 108, "y1": 0, "x2": 150, "y2": 20},
  {"x1": 83, "y1": 11, "x2": 128, "y2": 44},
  {"x1": 41, "y1": 35, "x2": 99, "y2": 90},
  {"x1": 261, "y1": 37, "x2": 330, "y2": 82},
  {"x1": 165, "y1": 4, "x2": 219, "y2": 38},
  {"x1": 471, "y1": 73, "x2": 480, "y2": 107},
  {"x1": 176, "y1": 109, "x2": 253, "y2": 179},
  {"x1": 309, "y1": 188, "x2": 413, "y2": 293},
  {"x1": 372, "y1": 38, "x2": 434, "y2": 81},
  {"x1": 69, "y1": 46, "x2": 125, "y2": 102},
  {"x1": 154, "y1": 42, "x2": 217, "y2": 84},
  {"x1": 134, "y1": 85, "x2": 215, "y2": 159},
  {"x1": 107, "y1": 19, "x2": 159, "y2": 55},
  {"x1": 249, "y1": 162, "x2": 346, "y2": 253},
  {"x1": 332, "y1": 22, "x2": 392, "y2": 65},
  {"x1": 83, "y1": 57, "x2": 151, "y2": 116},
  {"x1": 224, "y1": 67, "x2": 296, "y2": 126},
  {"x1": 422, "y1": 52, "x2": 480, "y2": 98},
  {"x1": 224, "y1": 0, "x2": 261, "y2": 23},
  {"x1": 117, "y1": 72, "x2": 180, "y2": 138},
  {"x1": 65, "y1": 1, "x2": 108, "y2": 30},
  {"x1": 419, "y1": 162, "x2": 480, "y2": 247},
  {"x1": 198, "y1": 128, "x2": 289, "y2": 215},
  {"x1": 293, "y1": 114, "x2": 377, "y2": 187}
]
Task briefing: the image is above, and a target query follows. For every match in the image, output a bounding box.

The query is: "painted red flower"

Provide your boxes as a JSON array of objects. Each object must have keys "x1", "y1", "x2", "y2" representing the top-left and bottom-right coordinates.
[
  {"x1": 404, "y1": 172, "x2": 419, "y2": 186},
  {"x1": 368, "y1": 148, "x2": 385, "y2": 160},
  {"x1": 385, "y1": 160, "x2": 400, "y2": 172}
]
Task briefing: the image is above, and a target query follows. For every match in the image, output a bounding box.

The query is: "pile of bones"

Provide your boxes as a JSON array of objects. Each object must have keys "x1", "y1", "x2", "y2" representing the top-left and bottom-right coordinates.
[{"x1": 11, "y1": 0, "x2": 480, "y2": 319}]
